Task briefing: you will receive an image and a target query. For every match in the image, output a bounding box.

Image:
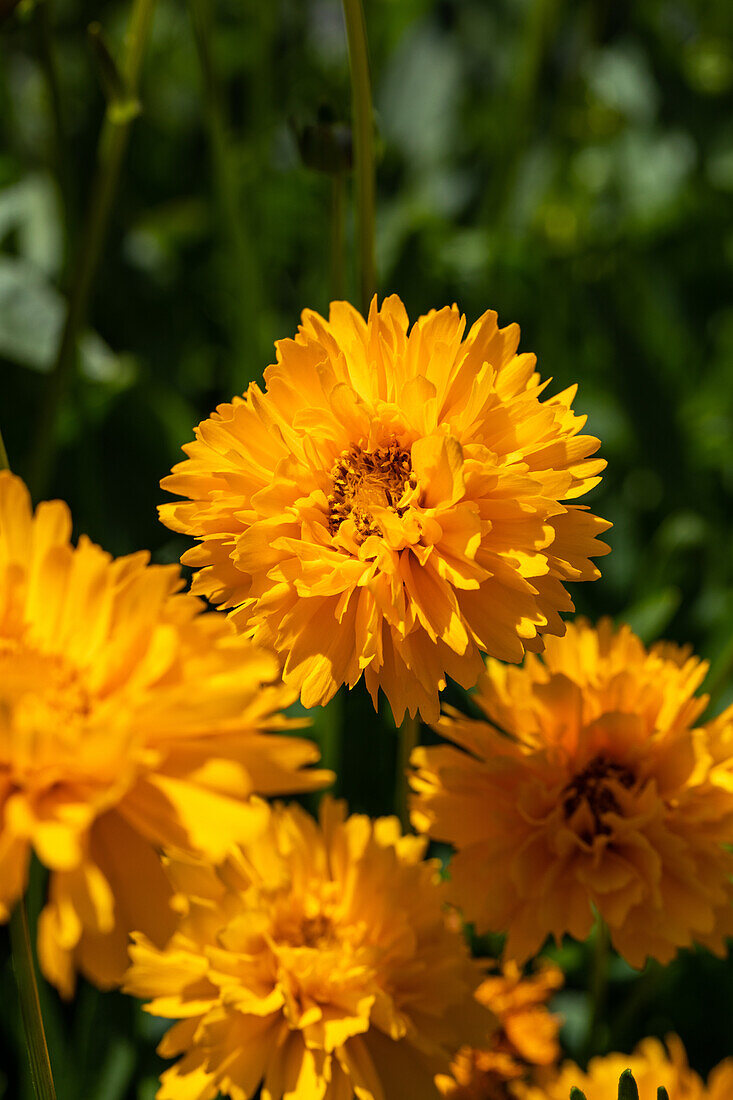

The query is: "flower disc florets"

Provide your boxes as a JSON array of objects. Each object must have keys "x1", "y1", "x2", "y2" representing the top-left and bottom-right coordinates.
[
  {"x1": 125, "y1": 798, "x2": 490, "y2": 1100},
  {"x1": 0, "y1": 472, "x2": 330, "y2": 995},
  {"x1": 159, "y1": 296, "x2": 610, "y2": 722},
  {"x1": 411, "y1": 618, "x2": 733, "y2": 968},
  {"x1": 327, "y1": 442, "x2": 417, "y2": 541}
]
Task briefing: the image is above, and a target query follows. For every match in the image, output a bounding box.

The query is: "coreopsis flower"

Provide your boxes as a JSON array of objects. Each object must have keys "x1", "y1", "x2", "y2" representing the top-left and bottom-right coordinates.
[
  {"x1": 159, "y1": 297, "x2": 609, "y2": 722},
  {"x1": 516, "y1": 1037, "x2": 733, "y2": 1100},
  {"x1": 436, "y1": 959, "x2": 563, "y2": 1100},
  {"x1": 124, "y1": 798, "x2": 490, "y2": 1100},
  {"x1": 0, "y1": 472, "x2": 330, "y2": 996},
  {"x1": 411, "y1": 618, "x2": 733, "y2": 967}
]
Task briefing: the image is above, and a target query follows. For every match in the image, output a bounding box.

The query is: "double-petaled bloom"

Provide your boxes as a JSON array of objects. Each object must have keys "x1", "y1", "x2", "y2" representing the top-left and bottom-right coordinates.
[
  {"x1": 411, "y1": 619, "x2": 733, "y2": 967},
  {"x1": 159, "y1": 296, "x2": 609, "y2": 722},
  {"x1": 436, "y1": 959, "x2": 563, "y2": 1100},
  {"x1": 516, "y1": 1037, "x2": 733, "y2": 1100},
  {"x1": 0, "y1": 472, "x2": 330, "y2": 995},
  {"x1": 124, "y1": 798, "x2": 490, "y2": 1100}
]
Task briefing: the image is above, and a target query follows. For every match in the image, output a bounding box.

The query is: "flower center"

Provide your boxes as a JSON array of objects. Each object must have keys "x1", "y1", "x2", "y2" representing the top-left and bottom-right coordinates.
[
  {"x1": 562, "y1": 754, "x2": 635, "y2": 836},
  {"x1": 327, "y1": 442, "x2": 415, "y2": 542},
  {"x1": 0, "y1": 644, "x2": 93, "y2": 754},
  {"x1": 271, "y1": 892, "x2": 342, "y2": 952},
  {"x1": 298, "y1": 913, "x2": 335, "y2": 949},
  {"x1": 0, "y1": 642, "x2": 126, "y2": 795}
]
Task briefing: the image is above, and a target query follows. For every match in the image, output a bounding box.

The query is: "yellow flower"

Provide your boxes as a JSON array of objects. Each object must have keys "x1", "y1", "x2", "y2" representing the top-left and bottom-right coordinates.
[
  {"x1": 159, "y1": 297, "x2": 609, "y2": 723},
  {"x1": 517, "y1": 1036, "x2": 733, "y2": 1100},
  {"x1": 0, "y1": 472, "x2": 330, "y2": 996},
  {"x1": 124, "y1": 798, "x2": 490, "y2": 1100},
  {"x1": 410, "y1": 618, "x2": 733, "y2": 968},
  {"x1": 436, "y1": 959, "x2": 563, "y2": 1100}
]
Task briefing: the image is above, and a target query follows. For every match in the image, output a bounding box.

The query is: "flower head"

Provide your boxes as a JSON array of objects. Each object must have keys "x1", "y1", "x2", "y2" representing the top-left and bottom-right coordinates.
[
  {"x1": 159, "y1": 297, "x2": 609, "y2": 722},
  {"x1": 411, "y1": 619, "x2": 733, "y2": 967},
  {"x1": 517, "y1": 1037, "x2": 733, "y2": 1100},
  {"x1": 124, "y1": 798, "x2": 490, "y2": 1100},
  {"x1": 0, "y1": 472, "x2": 330, "y2": 995},
  {"x1": 436, "y1": 959, "x2": 563, "y2": 1100}
]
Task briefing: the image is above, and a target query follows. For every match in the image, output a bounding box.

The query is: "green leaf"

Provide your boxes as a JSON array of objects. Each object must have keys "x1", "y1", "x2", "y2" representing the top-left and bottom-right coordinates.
[
  {"x1": 0, "y1": 256, "x2": 60, "y2": 368},
  {"x1": 0, "y1": 256, "x2": 133, "y2": 386},
  {"x1": 136, "y1": 1080, "x2": 159, "y2": 1100},
  {"x1": 658, "y1": 1089, "x2": 670, "y2": 1100},
  {"x1": 618, "y1": 1069, "x2": 640, "y2": 1100},
  {"x1": 88, "y1": 1039, "x2": 136, "y2": 1100},
  {"x1": 570, "y1": 1089, "x2": 588, "y2": 1100},
  {"x1": 622, "y1": 586, "x2": 681, "y2": 643},
  {"x1": 0, "y1": 175, "x2": 63, "y2": 277}
]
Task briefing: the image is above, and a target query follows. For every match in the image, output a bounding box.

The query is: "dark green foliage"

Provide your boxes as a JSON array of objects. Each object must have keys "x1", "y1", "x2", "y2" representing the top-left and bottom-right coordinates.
[
  {"x1": 569, "y1": 1070, "x2": 645, "y2": 1100},
  {"x1": 618, "y1": 1068, "x2": 640, "y2": 1100},
  {"x1": 1, "y1": 1, "x2": 732, "y2": 1098},
  {"x1": 571, "y1": 1071, "x2": 667, "y2": 1100},
  {"x1": 574, "y1": 1072, "x2": 671, "y2": 1100}
]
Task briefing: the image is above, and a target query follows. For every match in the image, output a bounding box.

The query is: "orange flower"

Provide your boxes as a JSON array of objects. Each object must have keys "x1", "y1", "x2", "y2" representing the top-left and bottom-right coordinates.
[
  {"x1": 517, "y1": 1036, "x2": 733, "y2": 1100},
  {"x1": 159, "y1": 297, "x2": 609, "y2": 722},
  {"x1": 411, "y1": 619, "x2": 733, "y2": 967},
  {"x1": 436, "y1": 960, "x2": 563, "y2": 1100},
  {"x1": 124, "y1": 798, "x2": 489, "y2": 1100},
  {"x1": 0, "y1": 472, "x2": 330, "y2": 995}
]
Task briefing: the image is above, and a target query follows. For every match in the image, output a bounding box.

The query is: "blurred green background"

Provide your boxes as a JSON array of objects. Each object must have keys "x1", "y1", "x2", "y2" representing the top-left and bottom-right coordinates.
[{"x1": 1, "y1": 0, "x2": 732, "y2": 1096}]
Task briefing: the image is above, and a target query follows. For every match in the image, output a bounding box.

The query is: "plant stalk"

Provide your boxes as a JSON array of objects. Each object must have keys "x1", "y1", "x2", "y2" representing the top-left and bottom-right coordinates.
[
  {"x1": 319, "y1": 691, "x2": 344, "y2": 797},
  {"x1": 330, "y1": 171, "x2": 345, "y2": 300},
  {"x1": 28, "y1": 0, "x2": 157, "y2": 499},
  {"x1": 188, "y1": 0, "x2": 259, "y2": 378},
  {"x1": 396, "y1": 712, "x2": 420, "y2": 829},
  {"x1": 586, "y1": 916, "x2": 610, "y2": 1058},
  {"x1": 9, "y1": 898, "x2": 57, "y2": 1100},
  {"x1": 340, "y1": 0, "x2": 376, "y2": 313},
  {"x1": 3, "y1": 403, "x2": 55, "y2": 1100},
  {"x1": 34, "y1": 0, "x2": 75, "y2": 255}
]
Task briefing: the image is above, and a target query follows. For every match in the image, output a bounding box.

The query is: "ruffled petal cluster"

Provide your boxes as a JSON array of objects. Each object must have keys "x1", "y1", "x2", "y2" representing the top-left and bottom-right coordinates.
[
  {"x1": 411, "y1": 619, "x2": 733, "y2": 967},
  {"x1": 0, "y1": 472, "x2": 330, "y2": 994},
  {"x1": 124, "y1": 798, "x2": 490, "y2": 1100},
  {"x1": 516, "y1": 1036, "x2": 733, "y2": 1099},
  {"x1": 436, "y1": 959, "x2": 562, "y2": 1100},
  {"x1": 160, "y1": 296, "x2": 609, "y2": 722}
]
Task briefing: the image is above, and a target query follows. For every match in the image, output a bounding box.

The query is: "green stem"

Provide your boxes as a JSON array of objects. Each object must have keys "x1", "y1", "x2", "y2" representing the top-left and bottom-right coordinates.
[
  {"x1": 586, "y1": 916, "x2": 610, "y2": 1059},
  {"x1": 34, "y1": 0, "x2": 75, "y2": 256},
  {"x1": 319, "y1": 690, "x2": 344, "y2": 797},
  {"x1": 2, "y1": 419, "x2": 58, "y2": 1098},
  {"x1": 9, "y1": 898, "x2": 57, "y2": 1100},
  {"x1": 488, "y1": 0, "x2": 561, "y2": 227},
  {"x1": 28, "y1": 0, "x2": 157, "y2": 499},
  {"x1": 396, "y1": 713, "x2": 420, "y2": 829},
  {"x1": 340, "y1": 0, "x2": 376, "y2": 314},
  {"x1": 330, "y1": 171, "x2": 345, "y2": 300},
  {"x1": 188, "y1": 0, "x2": 258, "y2": 375}
]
